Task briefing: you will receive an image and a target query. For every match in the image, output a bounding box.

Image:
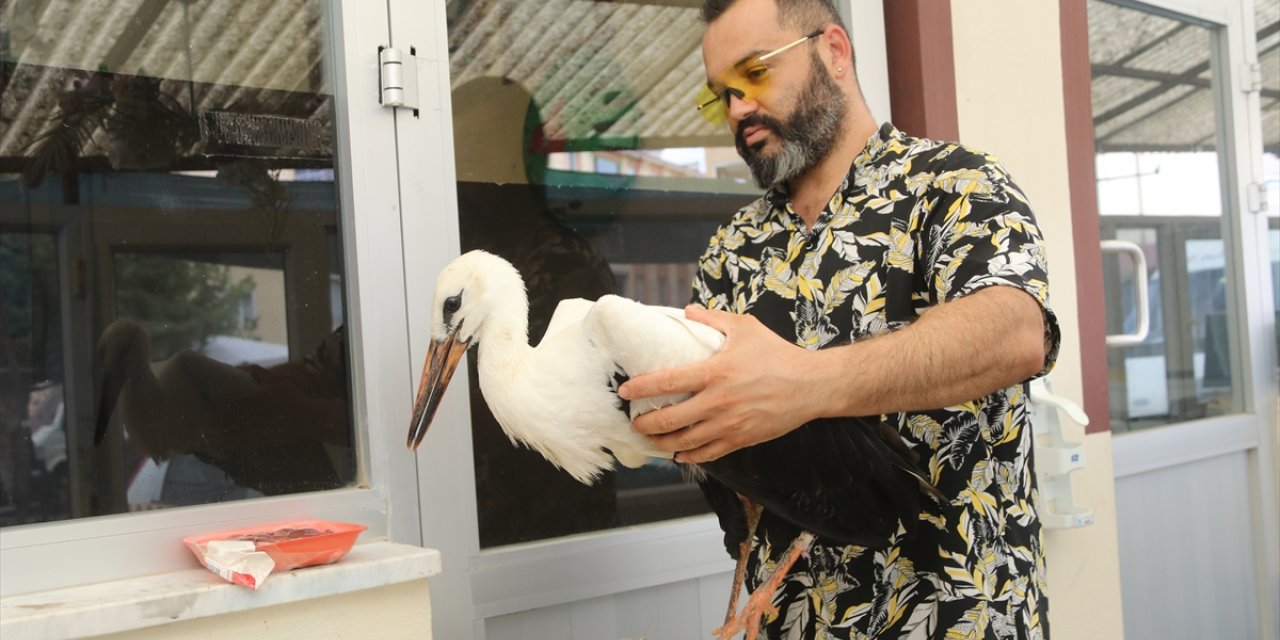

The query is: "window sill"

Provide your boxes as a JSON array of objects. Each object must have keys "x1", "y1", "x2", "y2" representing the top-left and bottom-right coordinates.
[{"x1": 0, "y1": 541, "x2": 441, "y2": 639}]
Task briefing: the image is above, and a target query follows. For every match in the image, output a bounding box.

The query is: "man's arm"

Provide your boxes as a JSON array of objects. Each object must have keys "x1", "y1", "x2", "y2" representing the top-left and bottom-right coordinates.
[{"x1": 620, "y1": 284, "x2": 1047, "y2": 463}]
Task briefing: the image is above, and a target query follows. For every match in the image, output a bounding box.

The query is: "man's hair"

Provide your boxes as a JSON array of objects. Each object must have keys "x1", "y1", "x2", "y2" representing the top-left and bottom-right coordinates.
[{"x1": 701, "y1": 0, "x2": 848, "y2": 34}]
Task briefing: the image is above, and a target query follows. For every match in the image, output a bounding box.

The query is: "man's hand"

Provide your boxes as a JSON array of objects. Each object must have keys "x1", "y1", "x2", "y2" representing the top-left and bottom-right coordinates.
[{"x1": 619, "y1": 307, "x2": 826, "y2": 463}]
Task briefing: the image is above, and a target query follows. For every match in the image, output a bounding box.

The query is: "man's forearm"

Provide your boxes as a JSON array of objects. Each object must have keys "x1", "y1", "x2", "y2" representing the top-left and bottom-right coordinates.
[{"x1": 807, "y1": 285, "x2": 1048, "y2": 418}]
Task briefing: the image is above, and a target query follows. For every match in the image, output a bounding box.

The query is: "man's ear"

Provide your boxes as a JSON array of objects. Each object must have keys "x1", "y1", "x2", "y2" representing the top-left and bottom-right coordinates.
[{"x1": 818, "y1": 25, "x2": 855, "y2": 74}]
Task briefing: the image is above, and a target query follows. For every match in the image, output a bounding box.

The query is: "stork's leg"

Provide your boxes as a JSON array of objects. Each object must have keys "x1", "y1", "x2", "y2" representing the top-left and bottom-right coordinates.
[
  {"x1": 723, "y1": 494, "x2": 763, "y2": 626},
  {"x1": 712, "y1": 531, "x2": 815, "y2": 640}
]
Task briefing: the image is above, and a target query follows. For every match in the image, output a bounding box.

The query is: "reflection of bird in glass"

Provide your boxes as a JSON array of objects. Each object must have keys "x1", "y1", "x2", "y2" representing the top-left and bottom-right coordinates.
[
  {"x1": 408, "y1": 251, "x2": 942, "y2": 639},
  {"x1": 94, "y1": 319, "x2": 351, "y2": 495}
]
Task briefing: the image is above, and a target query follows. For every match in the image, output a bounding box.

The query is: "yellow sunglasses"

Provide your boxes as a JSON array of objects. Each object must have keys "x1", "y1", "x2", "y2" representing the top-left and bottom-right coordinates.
[{"x1": 694, "y1": 30, "x2": 824, "y2": 125}]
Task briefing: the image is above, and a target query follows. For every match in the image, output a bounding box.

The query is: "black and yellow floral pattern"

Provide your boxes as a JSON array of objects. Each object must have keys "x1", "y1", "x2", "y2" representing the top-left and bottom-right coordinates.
[{"x1": 693, "y1": 123, "x2": 1060, "y2": 639}]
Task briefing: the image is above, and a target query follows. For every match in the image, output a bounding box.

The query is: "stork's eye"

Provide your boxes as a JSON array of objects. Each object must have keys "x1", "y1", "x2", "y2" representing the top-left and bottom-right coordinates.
[{"x1": 443, "y1": 295, "x2": 462, "y2": 314}]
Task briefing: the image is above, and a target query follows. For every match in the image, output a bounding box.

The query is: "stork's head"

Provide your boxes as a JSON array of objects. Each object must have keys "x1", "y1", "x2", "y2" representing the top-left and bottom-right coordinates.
[
  {"x1": 408, "y1": 250, "x2": 526, "y2": 450},
  {"x1": 429, "y1": 250, "x2": 526, "y2": 346},
  {"x1": 96, "y1": 319, "x2": 150, "y2": 373}
]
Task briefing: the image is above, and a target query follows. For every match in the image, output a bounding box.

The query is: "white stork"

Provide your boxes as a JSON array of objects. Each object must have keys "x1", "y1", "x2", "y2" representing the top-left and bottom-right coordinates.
[{"x1": 408, "y1": 250, "x2": 940, "y2": 639}]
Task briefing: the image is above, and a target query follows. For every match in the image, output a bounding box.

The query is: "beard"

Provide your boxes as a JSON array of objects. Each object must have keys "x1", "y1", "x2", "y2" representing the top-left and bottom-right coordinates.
[{"x1": 735, "y1": 55, "x2": 847, "y2": 189}]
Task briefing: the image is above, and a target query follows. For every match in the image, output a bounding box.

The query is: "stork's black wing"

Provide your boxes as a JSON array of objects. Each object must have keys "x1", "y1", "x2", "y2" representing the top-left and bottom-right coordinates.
[{"x1": 696, "y1": 415, "x2": 941, "y2": 550}]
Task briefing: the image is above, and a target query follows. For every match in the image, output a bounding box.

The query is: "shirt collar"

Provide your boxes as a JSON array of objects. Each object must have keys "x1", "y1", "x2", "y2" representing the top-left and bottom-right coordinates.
[{"x1": 761, "y1": 122, "x2": 902, "y2": 220}]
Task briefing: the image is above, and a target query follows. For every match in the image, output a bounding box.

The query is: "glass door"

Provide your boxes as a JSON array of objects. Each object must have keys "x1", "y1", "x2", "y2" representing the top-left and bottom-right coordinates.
[
  {"x1": 389, "y1": 2, "x2": 892, "y2": 637},
  {"x1": 1088, "y1": 0, "x2": 1279, "y2": 637},
  {"x1": 1261, "y1": 0, "x2": 1280, "y2": 387}
]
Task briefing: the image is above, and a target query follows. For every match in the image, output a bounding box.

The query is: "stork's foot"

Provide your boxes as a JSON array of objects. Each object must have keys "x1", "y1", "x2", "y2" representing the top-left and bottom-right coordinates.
[
  {"x1": 712, "y1": 584, "x2": 779, "y2": 640},
  {"x1": 711, "y1": 531, "x2": 815, "y2": 640}
]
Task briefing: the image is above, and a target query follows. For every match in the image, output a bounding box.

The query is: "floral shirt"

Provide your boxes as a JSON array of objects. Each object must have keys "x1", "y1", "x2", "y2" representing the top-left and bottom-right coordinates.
[{"x1": 692, "y1": 123, "x2": 1060, "y2": 639}]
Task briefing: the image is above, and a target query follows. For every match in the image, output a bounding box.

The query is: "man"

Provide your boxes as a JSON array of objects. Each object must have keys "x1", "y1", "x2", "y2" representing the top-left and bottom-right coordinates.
[{"x1": 618, "y1": 0, "x2": 1060, "y2": 637}]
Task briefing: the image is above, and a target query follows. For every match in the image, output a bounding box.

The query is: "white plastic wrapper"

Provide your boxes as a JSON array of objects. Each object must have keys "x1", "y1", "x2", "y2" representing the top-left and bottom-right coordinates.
[{"x1": 198, "y1": 540, "x2": 276, "y2": 589}]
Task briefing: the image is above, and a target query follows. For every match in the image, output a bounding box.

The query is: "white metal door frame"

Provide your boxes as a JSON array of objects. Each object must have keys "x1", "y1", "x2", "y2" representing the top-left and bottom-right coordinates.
[{"x1": 1106, "y1": 1, "x2": 1279, "y2": 638}]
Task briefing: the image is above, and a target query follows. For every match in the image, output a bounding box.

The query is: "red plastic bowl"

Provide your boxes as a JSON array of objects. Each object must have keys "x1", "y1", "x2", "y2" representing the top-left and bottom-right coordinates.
[{"x1": 183, "y1": 519, "x2": 368, "y2": 572}]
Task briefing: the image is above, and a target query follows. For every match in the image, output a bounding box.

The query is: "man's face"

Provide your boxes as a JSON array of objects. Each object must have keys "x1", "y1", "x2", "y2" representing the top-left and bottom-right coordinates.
[
  {"x1": 701, "y1": 0, "x2": 846, "y2": 188},
  {"x1": 733, "y1": 53, "x2": 846, "y2": 189}
]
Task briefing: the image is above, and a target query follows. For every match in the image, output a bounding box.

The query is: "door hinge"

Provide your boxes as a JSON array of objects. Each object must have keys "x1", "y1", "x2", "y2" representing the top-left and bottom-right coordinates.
[
  {"x1": 1246, "y1": 181, "x2": 1269, "y2": 213},
  {"x1": 1242, "y1": 63, "x2": 1262, "y2": 94},
  {"x1": 379, "y1": 46, "x2": 419, "y2": 115}
]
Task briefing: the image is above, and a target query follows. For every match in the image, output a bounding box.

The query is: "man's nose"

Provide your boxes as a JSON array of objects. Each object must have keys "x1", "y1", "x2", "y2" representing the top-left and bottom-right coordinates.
[{"x1": 725, "y1": 89, "x2": 757, "y2": 124}]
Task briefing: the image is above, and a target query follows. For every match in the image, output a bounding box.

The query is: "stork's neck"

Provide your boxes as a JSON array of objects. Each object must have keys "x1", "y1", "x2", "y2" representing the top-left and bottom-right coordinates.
[
  {"x1": 475, "y1": 287, "x2": 531, "y2": 369},
  {"x1": 122, "y1": 354, "x2": 176, "y2": 459}
]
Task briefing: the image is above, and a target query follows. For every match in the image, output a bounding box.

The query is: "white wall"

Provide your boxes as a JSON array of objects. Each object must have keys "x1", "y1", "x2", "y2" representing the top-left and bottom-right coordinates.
[
  {"x1": 949, "y1": 3, "x2": 1128, "y2": 639},
  {"x1": 484, "y1": 572, "x2": 733, "y2": 639},
  {"x1": 90, "y1": 581, "x2": 433, "y2": 640}
]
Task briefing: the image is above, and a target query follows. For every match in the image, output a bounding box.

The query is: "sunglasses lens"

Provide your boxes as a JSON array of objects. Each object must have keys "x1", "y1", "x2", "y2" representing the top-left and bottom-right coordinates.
[
  {"x1": 695, "y1": 56, "x2": 772, "y2": 125},
  {"x1": 695, "y1": 31, "x2": 817, "y2": 125},
  {"x1": 695, "y1": 84, "x2": 728, "y2": 125}
]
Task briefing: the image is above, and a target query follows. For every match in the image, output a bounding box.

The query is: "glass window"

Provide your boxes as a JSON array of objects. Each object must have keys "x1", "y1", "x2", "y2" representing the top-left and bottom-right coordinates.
[
  {"x1": 0, "y1": 0, "x2": 353, "y2": 526},
  {"x1": 446, "y1": 0, "x2": 762, "y2": 547},
  {"x1": 1089, "y1": 0, "x2": 1243, "y2": 432}
]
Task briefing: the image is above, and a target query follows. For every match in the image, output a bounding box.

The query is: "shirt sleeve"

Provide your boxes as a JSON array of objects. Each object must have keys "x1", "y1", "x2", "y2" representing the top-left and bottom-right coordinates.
[{"x1": 924, "y1": 156, "x2": 1061, "y2": 378}]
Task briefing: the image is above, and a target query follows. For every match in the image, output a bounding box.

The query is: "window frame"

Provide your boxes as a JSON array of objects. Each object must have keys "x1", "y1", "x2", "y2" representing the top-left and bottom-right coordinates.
[{"x1": 0, "y1": 0, "x2": 424, "y2": 598}]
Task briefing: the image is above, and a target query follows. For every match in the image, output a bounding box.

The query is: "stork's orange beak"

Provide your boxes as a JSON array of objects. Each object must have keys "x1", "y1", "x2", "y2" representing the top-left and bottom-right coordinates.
[{"x1": 407, "y1": 327, "x2": 470, "y2": 450}]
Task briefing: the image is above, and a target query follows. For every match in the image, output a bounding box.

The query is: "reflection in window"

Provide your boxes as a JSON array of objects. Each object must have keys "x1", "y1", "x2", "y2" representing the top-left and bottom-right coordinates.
[
  {"x1": 0, "y1": 1, "x2": 352, "y2": 526},
  {"x1": 447, "y1": 0, "x2": 760, "y2": 547},
  {"x1": 0, "y1": 233, "x2": 69, "y2": 523},
  {"x1": 593, "y1": 156, "x2": 619, "y2": 175},
  {"x1": 1089, "y1": 0, "x2": 1242, "y2": 432}
]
